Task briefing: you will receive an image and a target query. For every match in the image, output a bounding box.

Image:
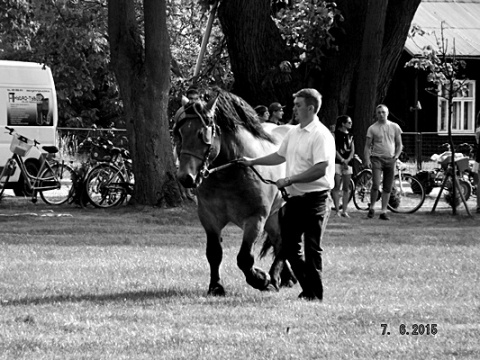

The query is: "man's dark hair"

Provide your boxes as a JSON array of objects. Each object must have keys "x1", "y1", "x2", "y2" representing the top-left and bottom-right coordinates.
[{"x1": 293, "y1": 88, "x2": 322, "y2": 113}]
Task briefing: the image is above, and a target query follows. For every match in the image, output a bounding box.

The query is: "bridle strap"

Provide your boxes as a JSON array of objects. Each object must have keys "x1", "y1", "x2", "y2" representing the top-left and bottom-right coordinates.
[{"x1": 180, "y1": 149, "x2": 205, "y2": 161}]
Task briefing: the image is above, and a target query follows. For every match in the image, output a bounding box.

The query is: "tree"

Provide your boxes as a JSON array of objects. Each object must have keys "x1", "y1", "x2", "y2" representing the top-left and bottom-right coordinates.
[
  {"x1": 108, "y1": 0, "x2": 183, "y2": 206},
  {"x1": 406, "y1": 22, "x2": 470, "y2": 215},
  {"x1": 0, "y1": 0, "x2": 120, "y2": 128},
  {"x1": 216, "y1": 0, "x2": 422, "y2": 154}
]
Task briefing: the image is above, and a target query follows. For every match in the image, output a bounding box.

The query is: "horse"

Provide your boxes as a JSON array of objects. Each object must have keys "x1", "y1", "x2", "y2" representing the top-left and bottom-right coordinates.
[{"x1": 174, "y1": 87, "x2": 294, "y2": 295}]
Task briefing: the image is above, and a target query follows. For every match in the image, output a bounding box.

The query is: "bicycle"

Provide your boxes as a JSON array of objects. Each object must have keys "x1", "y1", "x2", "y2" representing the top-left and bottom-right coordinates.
[
  {"x1": 0, "y1": 126, "x2": 75, "y2": 205},
  {"x1": 351, "y1": 158, "x2": 426, "y2": 214},
  {"x1": 83, "y1": 144, "x2": 134, "y2": 208},
  {"x1": 417, "y1": 143, "x2": 474, "y2": 206}
]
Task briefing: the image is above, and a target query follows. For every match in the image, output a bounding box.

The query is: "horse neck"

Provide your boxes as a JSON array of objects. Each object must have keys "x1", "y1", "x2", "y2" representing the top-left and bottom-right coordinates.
[{"x1": 214, "y1": 131, "x2": 243, "y2": 164}]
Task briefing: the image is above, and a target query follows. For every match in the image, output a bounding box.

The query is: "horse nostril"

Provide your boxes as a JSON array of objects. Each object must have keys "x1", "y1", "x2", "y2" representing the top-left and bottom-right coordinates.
[{"x1": 178, "y1": 172, "x2": 196, "y2": 188}]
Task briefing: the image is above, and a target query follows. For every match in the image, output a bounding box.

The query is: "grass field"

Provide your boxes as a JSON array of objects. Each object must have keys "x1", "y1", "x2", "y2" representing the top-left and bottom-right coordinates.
[{"x1": 1, "y1": 197, "x2": 479, "y2": 359}]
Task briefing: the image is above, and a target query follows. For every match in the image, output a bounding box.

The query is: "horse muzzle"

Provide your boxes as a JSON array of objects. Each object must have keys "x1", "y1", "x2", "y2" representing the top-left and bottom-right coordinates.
[{"x1": 177, "y1": 169, "x2": 199, "y2": 188}]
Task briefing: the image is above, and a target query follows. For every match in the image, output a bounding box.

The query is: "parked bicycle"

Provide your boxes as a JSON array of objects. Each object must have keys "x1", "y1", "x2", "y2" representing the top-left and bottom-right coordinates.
[
  {"x1": 0, "y1": 126, "x2": 75, "y2": 205},
  {"x1": 352, "y1": 157, "x2": 425, "y2": 214},
  {"x1": 83, "y1": 142, "x2": 134, "y2": 208},
  {"x1": 414, "y1": 143, "x2": 474, "y2": 205}
]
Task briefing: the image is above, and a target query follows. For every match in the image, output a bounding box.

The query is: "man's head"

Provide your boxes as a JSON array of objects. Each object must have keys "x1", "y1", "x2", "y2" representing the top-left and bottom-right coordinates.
[
  {"x1": 186, "y1": 87, "x2": 200, "y2": 102},
  {"x1": 268, "y1": 102, "x2": 285, "y2": 121},
  {"x1": 292, "y1": 88, "x2": 322, "y2": 122},
  {"x1": 375, "y1": 104, "x2": 389, "y2": 122}
]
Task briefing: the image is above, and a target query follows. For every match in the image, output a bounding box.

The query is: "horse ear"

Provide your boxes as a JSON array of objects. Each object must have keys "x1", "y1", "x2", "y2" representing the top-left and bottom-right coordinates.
[{"x1": 205, "y1": 92, "x2": 219, "y2": 118}]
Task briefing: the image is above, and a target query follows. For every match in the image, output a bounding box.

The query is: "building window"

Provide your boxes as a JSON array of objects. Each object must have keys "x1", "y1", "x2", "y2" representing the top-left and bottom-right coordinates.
[{"x1": 437, "y1": 80, "x2": 476, "y2": 134}]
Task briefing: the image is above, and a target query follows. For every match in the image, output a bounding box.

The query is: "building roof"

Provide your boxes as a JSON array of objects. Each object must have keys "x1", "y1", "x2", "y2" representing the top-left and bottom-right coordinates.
[{"x1": 404, "y1": 0, "x2": 480, "y2": 58}]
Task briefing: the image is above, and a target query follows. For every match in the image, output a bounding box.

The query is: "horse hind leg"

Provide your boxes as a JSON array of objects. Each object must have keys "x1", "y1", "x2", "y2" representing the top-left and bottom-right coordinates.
[
  {"x1": 263, "y1": 210, "x2": 297, "y2": 290},
  {"x1": 206, "y1": 230, "x2": 225, "y2": 296},
  {"x1": 237, "y1": 220, "x2": 273, "y2": 291}
]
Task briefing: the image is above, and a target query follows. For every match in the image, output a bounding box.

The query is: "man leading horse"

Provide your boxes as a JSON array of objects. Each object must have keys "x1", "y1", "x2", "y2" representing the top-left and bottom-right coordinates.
[{"x1": 241, "y1": 88, "x2": 335, "y2": 301}]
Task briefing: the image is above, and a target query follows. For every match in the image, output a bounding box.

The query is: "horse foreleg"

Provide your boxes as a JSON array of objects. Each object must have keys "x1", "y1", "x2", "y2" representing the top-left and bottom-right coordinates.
[
  {"x1": 237, "y1": 220, "x2": 273, "y2": 291},
  {"x1": 206, "y1": 230, "x2": 225, "y2": 296}
]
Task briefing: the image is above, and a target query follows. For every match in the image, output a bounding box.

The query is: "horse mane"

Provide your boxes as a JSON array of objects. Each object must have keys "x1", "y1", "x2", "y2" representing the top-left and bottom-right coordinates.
[{"x1": 210, "y1": 87, "x2": 275, "y2": 143}]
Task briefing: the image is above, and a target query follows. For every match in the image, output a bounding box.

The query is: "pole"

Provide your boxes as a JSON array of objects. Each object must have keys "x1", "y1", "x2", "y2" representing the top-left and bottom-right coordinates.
[
  {"x1": 193, "y1": 1, "x2": 219, "y2": 78},
  {"x1": 414, "y1": 72, "x2": 421, "y2": 170}
]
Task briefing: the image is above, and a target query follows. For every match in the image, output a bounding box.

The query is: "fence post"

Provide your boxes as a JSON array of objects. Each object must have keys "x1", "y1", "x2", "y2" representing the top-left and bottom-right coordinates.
[{"x1": 416, "y1": 132, "x2": 422, "y2": 170}]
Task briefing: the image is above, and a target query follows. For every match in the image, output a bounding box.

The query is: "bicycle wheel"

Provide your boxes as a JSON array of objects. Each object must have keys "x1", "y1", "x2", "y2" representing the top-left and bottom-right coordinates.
[
  {"x1": 0, "y1": 160, "x2": 14, "y2": 197},
  {"x1": 388, "y1": 173, "x2": 425, "y2": 214},
  {"x1": 85, "y1": 163, "x2": 126, "y2": 208},
  {"x1": 39, "y1": 162, "x2": 75, "y2": 205},
  {"x1": 444, "y1": 177, "x2": 471, "y2": 207},
  {"x1": 353, "y1": 169, "x2": 373, "y2": 211},
  {"x1": 347, "y1": 178, "x2": 355, "y2": 203}
]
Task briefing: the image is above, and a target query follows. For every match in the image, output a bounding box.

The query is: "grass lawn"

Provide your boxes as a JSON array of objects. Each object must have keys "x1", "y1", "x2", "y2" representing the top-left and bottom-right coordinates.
[{"x1": 1, "y1": 196, "x2": 479, "y2": 359}]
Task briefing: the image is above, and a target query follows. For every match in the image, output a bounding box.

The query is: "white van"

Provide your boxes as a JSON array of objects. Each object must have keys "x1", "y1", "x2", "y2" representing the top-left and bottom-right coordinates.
[{"x1": 0, "y1": 60, "x2": 58, "y2": 195}]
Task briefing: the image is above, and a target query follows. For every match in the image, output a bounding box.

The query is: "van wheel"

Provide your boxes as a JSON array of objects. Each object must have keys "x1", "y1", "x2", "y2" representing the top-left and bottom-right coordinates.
[{"x1": 13, "y1": 161, "x2": 39, "y2": 197}]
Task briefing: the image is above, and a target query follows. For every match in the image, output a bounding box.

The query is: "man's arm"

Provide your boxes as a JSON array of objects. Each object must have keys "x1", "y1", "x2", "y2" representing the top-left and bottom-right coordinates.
[
  {"x1": 394, "y1": 130, "x2": 403, "y2": 160},
  {"x1": 277, "y1": 161, "x2": 327, "y2": 189},
  {"x1": 240, "y1": 152, "x2": 285, "y2": 167}
]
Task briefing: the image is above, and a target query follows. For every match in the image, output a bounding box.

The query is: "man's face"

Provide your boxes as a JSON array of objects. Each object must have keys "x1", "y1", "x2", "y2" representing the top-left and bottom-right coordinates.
[
  {"x1": 293, "y1": 97, "x2": 310, "y2": 121},
  {"x1": 376, "y1": 106, "x2": 389, "y2": 121},
  {"x1": 273, "y1": 108, "x2": 284, "y2": 119},
  {"x1": 187, "y1": 93, "x2": 199, "y2": 103}
]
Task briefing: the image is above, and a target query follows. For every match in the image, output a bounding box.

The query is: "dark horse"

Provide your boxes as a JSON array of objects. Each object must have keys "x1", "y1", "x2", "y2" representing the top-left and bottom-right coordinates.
[{"x1": 174, "y1": 88, "x2": 293, "y2": 295}]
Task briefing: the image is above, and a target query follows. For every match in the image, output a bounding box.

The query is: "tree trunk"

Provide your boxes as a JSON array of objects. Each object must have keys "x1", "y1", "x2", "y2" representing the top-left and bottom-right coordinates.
[
  {"x1": 351, "y1": 0, "x2": 389, "y2": 157},
  {"x1": 217, "y1": 0, "x2": 421, "y2": 158},
  {"x1": 108, "y1": 0, "x2": 182, "y2": 207},
  {"x1": 218, "y1": 0, "x2": 296, "y2": 108}
]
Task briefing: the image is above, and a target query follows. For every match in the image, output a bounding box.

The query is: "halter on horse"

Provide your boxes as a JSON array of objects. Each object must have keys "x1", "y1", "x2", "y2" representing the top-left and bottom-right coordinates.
[{"x1": 174, "y1": 88, "x2": 294, "y2": 295}]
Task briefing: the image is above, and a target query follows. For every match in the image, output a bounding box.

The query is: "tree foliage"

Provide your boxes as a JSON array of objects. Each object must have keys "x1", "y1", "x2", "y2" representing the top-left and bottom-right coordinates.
[
  {"x1": 0, "y1": 0, "x2": 117, "y2": 128},
  {"x1": 0, "y1": 0, "x2": 231, "y2": 128},
  {"x1": 274, "y1": 1, "x2": 341, "y2": 81}
]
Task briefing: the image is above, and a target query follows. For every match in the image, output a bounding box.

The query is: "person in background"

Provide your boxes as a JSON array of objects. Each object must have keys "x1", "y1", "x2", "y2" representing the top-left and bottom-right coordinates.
[
  {"x1": 268, "y1": 102, "x2": 285, "y2": 125},
  {"x1": 254, "y1": 105, "x2": 270, "y2": 123},
  {"x1": 332, "y1": 115, "x2": 355, "y2": 218},
  {"x1": 241, "y1": 88, "x2": 335, "y2": 301},
  {"x1": 364, "y1": 104, "x2": 403, "y2": 220},
  {"x1": 173, "y1": 87, "x2": 201, "y2": 124}
]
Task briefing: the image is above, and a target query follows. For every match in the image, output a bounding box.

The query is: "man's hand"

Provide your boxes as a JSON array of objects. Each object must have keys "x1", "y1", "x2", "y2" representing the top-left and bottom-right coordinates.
[{"x1": 276, "y1": 177, "x2": 291, "y2": 189}]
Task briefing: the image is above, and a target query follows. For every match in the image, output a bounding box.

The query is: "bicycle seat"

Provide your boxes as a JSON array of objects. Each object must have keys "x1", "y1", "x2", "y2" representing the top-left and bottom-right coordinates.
[{"x1": 42, "y1": 145, "x2": 59, "y2": 154}]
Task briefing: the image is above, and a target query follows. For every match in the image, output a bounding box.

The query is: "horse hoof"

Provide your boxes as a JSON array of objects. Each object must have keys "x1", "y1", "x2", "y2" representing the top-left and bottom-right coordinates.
[
  {"x1": 280, "y1": 279, "x2": 297, "y2": 288},
  {"x1": 262, "y1": 284, "x2": 279, "y2": 292},
  {"x1": 207, "y1": 285, "x2": 226, "y2": 296}
]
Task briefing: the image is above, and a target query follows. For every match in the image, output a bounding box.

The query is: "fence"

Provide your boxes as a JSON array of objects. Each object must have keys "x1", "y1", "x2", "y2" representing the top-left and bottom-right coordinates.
[
  {"x1": 57, "y1": 127, "x2": 128, "y2": 159},
  {"x1": 402, "y1": 132, "x2": 477, "y2": 168}
]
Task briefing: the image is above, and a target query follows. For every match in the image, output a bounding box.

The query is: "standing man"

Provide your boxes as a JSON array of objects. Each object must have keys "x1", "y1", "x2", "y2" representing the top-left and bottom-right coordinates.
[
  {"x1": 364, "y1": 104, "x2": 403, "y2": 220},
  {"x1": 268, "y1": 102, "x2": 285, "y2": 125},
  {"x1": 241, "y1": 89, "x2": 335, "y2": 301}
]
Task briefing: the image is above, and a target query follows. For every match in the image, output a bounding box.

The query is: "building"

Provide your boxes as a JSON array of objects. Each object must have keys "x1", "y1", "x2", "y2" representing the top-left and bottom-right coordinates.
[{"x1": 384, "y1": 0, "x2": 480, "y2": 160}]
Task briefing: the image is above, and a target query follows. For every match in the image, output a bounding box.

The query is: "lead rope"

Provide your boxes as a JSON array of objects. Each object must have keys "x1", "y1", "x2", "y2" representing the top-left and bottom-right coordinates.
[{"x1": 247, "y1": 165, "x2": 289, "y2": 201}]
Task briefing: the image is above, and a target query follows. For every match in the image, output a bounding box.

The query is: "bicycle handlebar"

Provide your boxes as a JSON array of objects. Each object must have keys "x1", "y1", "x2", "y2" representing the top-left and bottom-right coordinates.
[{"x1": 5, "y1": 126, "x2": 41, "y2": 146}]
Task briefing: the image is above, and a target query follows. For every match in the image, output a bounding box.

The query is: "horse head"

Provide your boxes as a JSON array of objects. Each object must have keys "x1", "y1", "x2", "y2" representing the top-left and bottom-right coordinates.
[{"x1": 174, "y1": 94, "x2": 221, "y2": 188}]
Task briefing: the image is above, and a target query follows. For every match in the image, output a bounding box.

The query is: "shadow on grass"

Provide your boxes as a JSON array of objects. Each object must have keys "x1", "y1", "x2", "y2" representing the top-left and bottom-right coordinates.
[
  {"x1": 1, "y1": 288, "x2": 206, "y2": 306},
  {"x1": 1, "y1": 288, "x2": 276, "y2": 307}
]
